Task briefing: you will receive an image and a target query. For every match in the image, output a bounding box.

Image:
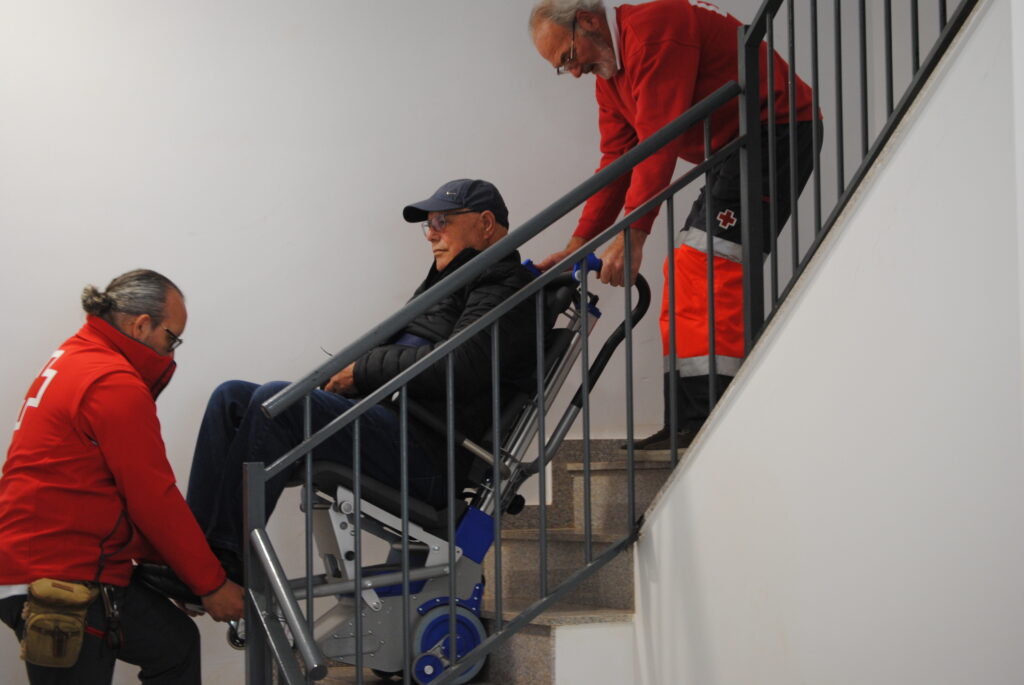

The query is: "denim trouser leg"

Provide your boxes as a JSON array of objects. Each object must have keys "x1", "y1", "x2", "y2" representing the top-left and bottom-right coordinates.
[{"x1": 186, "y1": 380, "x2": 443, "y2": 554}]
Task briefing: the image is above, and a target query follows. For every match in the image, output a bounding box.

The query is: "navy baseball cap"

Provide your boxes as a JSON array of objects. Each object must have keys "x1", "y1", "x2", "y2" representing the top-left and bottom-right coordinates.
[{"x1": 403, "y1": 179, "x2": 509, "y2": 227}]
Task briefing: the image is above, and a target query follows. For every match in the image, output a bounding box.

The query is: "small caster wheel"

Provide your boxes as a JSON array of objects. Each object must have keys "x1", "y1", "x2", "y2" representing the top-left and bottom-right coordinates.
[
  {"x1": 371, "y1": 669, "x2": 401, "y2": 680},
  {"x1": 227, "y1": 619, "x2": 246, "y2": 650}
]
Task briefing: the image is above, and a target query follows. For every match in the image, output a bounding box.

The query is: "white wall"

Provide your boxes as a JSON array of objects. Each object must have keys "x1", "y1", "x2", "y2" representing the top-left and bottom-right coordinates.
[
  {"x1": 634, "y1": 1, "x2": 1024, "y2": 684},
  {"x1": 1013, "y1": 0, "x2": 1024, "y2": 439},
  {"x1": 0, "y1": 0, "x2": 906, "y2": 682},
  {"x1": 0, "y1": 1, "x2": 613, "y2": 682}
]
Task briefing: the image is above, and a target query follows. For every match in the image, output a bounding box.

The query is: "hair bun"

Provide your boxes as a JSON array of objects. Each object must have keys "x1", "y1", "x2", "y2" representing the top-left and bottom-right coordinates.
[{"x1": 81, "y1": 286, "x2": 115, "y2": 316}]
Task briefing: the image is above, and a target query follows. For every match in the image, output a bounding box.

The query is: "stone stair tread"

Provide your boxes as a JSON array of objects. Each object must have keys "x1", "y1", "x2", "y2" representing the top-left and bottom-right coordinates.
[
  {"x1": 482, "y1": 597, "x2": 634, "y2": 626},
  {"x1": 497, "y1": 527, "x2": 625, "y2": 543},
  {"x1": 564, "y1": 456, "x2": 675, "y2": 472}
]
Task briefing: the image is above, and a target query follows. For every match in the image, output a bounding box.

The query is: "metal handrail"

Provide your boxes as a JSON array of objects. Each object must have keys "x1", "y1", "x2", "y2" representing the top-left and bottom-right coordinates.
[
  {"x1": 260, "y1": 80, "x2": 741, "y2": 420},
  {"x1": 260, "y1": 134, "x2": 741, "y2": 482}
]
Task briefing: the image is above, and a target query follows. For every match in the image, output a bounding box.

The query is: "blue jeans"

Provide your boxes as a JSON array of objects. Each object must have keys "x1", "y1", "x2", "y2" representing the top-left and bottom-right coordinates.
[{"x1": 185, "y1": 380, "x2": 444, "y2": 553}]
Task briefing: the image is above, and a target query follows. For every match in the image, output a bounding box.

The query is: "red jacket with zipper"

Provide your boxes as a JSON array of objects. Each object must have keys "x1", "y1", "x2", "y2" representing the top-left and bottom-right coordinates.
[
  {"x1": 0, "y1": 316, "x2": 225, "y2": 595},
  {"x1": 577, "y1": 0, "x2": 817, "y2": 239}
]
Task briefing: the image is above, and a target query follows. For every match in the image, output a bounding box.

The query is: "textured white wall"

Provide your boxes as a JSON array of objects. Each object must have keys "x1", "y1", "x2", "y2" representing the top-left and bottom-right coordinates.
[
  {"x1": 0, "y1": 0, "x2": 957, "y2": 682},
  {"x1": 1013, "y1": 0, "x2": 1024, "y2": 444},
  {"x1": 634, "y1": 1, "x2": 1024, "y2": 684},
  {"x1": 0, "y1": 1, "x2": 608, "y2": 682}
]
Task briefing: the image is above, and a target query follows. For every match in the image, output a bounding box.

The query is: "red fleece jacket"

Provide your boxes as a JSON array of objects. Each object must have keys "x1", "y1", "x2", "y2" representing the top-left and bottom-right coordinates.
[
  {"x1": 0, "y1": 316, "x2": 225, "y2": 595},
  {"x1": 576, "y1": 0, "x2": 817, "y2": 239}
]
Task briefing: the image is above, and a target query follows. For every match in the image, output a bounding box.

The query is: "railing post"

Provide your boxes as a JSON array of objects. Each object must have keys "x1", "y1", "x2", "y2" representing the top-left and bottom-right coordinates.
[
  {"x1": 738, "y1": 25, "x2": 766, "y2": 353},
  {"x1": 243, "y1": 462, "x2": 271, "y2": 685}
]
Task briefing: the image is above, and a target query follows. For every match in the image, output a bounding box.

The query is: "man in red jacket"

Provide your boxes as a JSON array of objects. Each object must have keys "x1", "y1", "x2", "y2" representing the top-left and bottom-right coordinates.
[
  {"x1": 0, "y1": 269, "x2": 243, "y2": 684},
  {"x1": 531, "y1": 0, "x2": 818, "y2": 448}
]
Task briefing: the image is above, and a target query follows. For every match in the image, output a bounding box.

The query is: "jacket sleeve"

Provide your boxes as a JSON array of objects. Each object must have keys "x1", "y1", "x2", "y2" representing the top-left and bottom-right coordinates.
[
  {"x1": 618, "y1": 37, "x2": 701, "y2": 234},
  {"x1": 353, "y1": 275, "x2": 534, "y2": 402},
  {"x1": 80, "y1": 373, "x2": 226, "y2": 596},
  {"x1": 574, "y1": 87, "x2": 638, "y2": 240}
]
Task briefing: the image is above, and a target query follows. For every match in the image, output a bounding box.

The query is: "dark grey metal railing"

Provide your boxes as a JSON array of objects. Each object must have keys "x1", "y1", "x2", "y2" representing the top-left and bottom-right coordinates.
[
  {"x1": 239, "y1": 1, "x2": 981, "y2": 682},
  {"x1": 740, "y1": 0, "x2": 979, "y2": 348}
]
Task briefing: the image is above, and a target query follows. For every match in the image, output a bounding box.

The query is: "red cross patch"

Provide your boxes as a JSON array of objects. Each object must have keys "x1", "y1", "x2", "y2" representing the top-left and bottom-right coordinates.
[{"x1": 717, "y1": 209, "x2": 737, "y2": 230}]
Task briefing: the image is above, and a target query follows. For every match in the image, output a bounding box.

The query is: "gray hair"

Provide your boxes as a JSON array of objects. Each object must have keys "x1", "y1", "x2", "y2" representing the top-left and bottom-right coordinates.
[
  {"x1": 530, "y1": 0, "x2": 606, "y2": 31},
  {"x1": 81, "y1": 269, "x2": 182, "y2": 326}
]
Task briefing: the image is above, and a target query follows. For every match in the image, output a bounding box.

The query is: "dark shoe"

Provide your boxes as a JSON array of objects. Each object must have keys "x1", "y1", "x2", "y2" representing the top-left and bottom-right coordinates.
[
  {"x1": 621, "y1": 426, "x2": 697, "y2": 451},
  {"x1": 134, "y1": 563, "x2": 202, "y2": 605}
]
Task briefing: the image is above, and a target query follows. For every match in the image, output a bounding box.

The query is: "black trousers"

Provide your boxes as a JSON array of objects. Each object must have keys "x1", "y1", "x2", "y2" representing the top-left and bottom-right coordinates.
[{"x1": 0, "y1": 577, "x2": 201, "y2": 685}]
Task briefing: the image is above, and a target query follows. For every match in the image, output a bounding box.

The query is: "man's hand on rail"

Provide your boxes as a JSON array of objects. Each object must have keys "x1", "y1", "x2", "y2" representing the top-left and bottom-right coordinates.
[
  {"x1": 535, "y1": 236, "x2": 588, "y2": 273},
  {"x1": 201, "y1": 579, "x2": 245, "y2": 622},
  {"x1": 324, "y1": 363, "x2": 358, "y2": 395},
  {"x1": 597, "y1": 228, "x2": 646, "y2": 288}
]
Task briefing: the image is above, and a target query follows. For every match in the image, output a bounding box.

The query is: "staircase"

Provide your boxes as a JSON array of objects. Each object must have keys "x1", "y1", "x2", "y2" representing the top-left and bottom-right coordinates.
[
  {"x1": 480, "y1": 439, "x2": 675, "y2": 684},
  {"x1": 319, "y1": 439, "x2": 675, "y2": 684}
]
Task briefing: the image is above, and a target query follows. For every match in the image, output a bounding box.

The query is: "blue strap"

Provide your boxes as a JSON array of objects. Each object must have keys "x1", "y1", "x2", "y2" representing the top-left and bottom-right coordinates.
[{"x1": 393, "y1": 333, "x2": 432, "y2": 347}]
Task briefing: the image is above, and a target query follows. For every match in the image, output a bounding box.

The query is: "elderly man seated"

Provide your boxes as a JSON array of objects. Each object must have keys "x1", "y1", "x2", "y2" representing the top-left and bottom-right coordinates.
[{"x1": 178, "y1": 179, "x2": 540, "y2": 582}]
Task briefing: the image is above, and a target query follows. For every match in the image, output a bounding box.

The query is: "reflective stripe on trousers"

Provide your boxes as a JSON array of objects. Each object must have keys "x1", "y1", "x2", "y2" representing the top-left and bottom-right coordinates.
[{"x1": 660, "y1": 229, "x2": 744, "y2": 378}]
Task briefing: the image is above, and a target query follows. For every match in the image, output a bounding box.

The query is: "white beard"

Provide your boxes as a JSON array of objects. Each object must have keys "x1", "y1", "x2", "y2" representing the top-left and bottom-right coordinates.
[{"x1": 585, "y1": 32, "x2": 619, "y2": 79}]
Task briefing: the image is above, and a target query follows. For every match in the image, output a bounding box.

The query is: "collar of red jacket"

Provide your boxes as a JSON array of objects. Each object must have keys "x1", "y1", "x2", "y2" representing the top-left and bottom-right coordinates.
[{"x1": 80, "y1": 315, "x2": 178, "y2": 399}]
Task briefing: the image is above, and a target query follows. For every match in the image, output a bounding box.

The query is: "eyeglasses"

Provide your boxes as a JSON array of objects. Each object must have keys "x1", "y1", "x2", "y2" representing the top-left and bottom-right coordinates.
[
  {"x1": 555, "y1": 18, "x2": 578, "y2": 75},
  {"x1": 164, "y1": 328, "x2": 184, "y2": 351},
  {"x1": 421, "y1": 209, "x2": 478, "y2": 236}
]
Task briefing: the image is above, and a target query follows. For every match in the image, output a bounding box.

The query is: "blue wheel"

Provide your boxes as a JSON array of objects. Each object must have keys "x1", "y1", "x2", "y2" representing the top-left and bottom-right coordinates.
[{"x1": 411, "y1": 606, "x2": 487, "y2": 684}]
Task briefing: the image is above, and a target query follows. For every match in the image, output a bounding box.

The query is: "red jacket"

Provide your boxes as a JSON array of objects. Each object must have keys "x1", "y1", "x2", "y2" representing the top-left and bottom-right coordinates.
[
  {"x1": 0, "y1": 316, "x2": 225, "y2": 595},
  {"x1": 576, "y1": 0, "x2": 817, "y2": 239}
]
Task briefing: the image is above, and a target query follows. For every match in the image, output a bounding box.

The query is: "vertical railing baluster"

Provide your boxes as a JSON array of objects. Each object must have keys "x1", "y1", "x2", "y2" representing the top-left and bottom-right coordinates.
[
  {"x1": 940, "y1": 0, "x2": 948, "y2": 29},
  {"x1": 580, "y1": 257, "x2": 593, "y2": 563},
  {"x1": 399, "y1": 387, "x2": 411, "y2": 685},
  {"x1": 740, "y1": 22, "x2": 766, "y2": 349},
  {"x1": 243, "y1": 462, "x2": 269, "y2": 684},
  {"x1": 446, "y1": 356, "x2": 458, "y2": 677},
  {"x1": 302, "y1": 396, "x2": 314, "y2": 685},
  {"x1": 859, "y1": 0, "x2": 869, "y2": 158},
  {"x1": 810, "y1": 0, "x2": 822, "y2": 236},
  {"x1": 489, "y1": 323, "x2": 503, "y2": 633},
  {"x1": 787, "y1": 0, "x2": 801, "y2": 278},
  {"x1": 665, "y1": 196, "x2": 680, "y2": 467},
  {"x1": 623, "y1": 227, "x2": 636, "y2": 525},
  {"x1": 884, "y1": 0, "x2": 894, "y2": 115},
  {"x1": 911, "y1": 0, "x2": 921, "y2": 73},
  {"x1": 534, "y1": 290, "x2": 548, "y2": 598},
  {"x1": 353, "y1": 419, "x2": 364, "y2": 685},
  {"x1": 703, "y1": 120, "x2": 717, "y2": 411},
  {"x1": 834, "y1": 0, "x2": 846, "y2": 195},
  {"x1": 767, "y1": 13, "x2": 780, "y2": 307}
]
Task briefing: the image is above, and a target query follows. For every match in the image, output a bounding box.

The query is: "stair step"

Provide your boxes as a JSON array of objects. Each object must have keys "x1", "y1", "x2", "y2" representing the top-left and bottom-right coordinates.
[
  {"x1": 566, "y1": 461, "x2": 673, "y2": 532},
  {"x1": 563, "y1": 454, "x2": 675, "y2": 470},
  {"x1": 498, "y1": 527, "x2": 624, "y2": 543},
  {"x1": 482, "y1": 597, "x2": 633, "y2": 626},
  {"x1": 548, "y1": 438, "x2": 628, "y2": 461},
  {"x1": 483, "y1": 531, "x2": 634, "y2": 611},
  {"x1": 480, "y1": 597, "x2": 635, "y2": 685}
]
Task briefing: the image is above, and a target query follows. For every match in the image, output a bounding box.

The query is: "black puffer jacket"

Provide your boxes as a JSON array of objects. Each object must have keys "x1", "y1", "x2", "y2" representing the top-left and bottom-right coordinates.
[{"x1": 353, "y1": 247, "x2": 543, "y2": 485}]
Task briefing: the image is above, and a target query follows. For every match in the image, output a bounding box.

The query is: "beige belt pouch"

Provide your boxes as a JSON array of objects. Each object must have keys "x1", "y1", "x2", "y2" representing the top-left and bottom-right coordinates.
[{"x1": 21, "y1": 578, "x2": 99, "y2": 667}]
